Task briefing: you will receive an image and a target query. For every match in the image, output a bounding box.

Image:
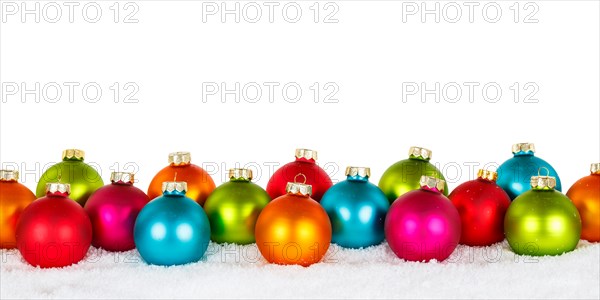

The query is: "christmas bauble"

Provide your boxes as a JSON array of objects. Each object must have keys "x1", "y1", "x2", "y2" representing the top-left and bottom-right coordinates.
[
  {"x1": 147, "y1": 152, "x2": 216, "y2": 206},
  {"x1": 204, "y1": 168, "x2": 270, "y2": 244},
  {"x1": 505, "y1": 175, "x2": 581, "y2": 256},
  {"x1": 497, "y1": 143, "x2": 562, "y2": 200},
  {"x1": 0, "y1": 170, "x2": 36, "y2": 249},
  {"x1": 266, "y1": 149, "x2": 333, "y2": 202},
  {"x1": 449, "y1": 169, "x2": 511, "y2": 246},
  {"x1": 567, "y1": 163, "x2": 600, "y2": 242},
  {"x1": 321, "y1": 167, "x2": 389, "y2": 248},
  {"x1": 84, "y1": 172, "x2": 149, "y2": 251},
  {"x1": 379, "y1": 146, "x2": 448, "y2": 203},
  {"x1": 385, "y1": 176, "x2": 460, "y2": 262},
  {"x1": 16, "y1": 183, "x2": 92, "y2": 268},
  {"x1": 36, "y1": 149, "x2": 104, "y2": 206},
  {"x1": 134, "y1": 181, "x2": 210, "y2": 266},
  {"x1": 256, "y1": 182, "x2": 331, "y2": 266}
]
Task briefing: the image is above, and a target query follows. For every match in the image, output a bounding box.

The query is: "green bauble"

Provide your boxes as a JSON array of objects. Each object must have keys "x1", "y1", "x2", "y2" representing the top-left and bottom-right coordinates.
[
  {"x1": 378, "y1": 147, "x2": 447, "y2": 202},
  {"x1": 36, "y1": 149, "x2": 104, "y2": 206},
  {"x1": 204, "y1": 169, "x2": 270, "y2": 244},
  {"x1": 505, "y1": 176, "x2": 581, "y2": 256}
]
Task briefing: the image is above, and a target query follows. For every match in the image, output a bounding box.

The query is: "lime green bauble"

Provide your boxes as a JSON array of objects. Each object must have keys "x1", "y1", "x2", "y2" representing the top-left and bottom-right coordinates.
[
  {"x1": 378, "y1": 147, "x2": 447, "y2": 203},
  {"x1": 36, "y1": 149, "x2": 104, "y2": 206},
  {"x1": 203, "y1": 169, "x2": 270, "y2": 244},
  {"x1": 505, "y1": 176, "x2": 581, "y2": 256}
]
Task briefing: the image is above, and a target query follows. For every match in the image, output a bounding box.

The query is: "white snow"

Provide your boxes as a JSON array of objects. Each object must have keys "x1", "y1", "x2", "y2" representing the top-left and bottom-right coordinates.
[{"x1": 1, "y1": 241, "x2": 598, "y2": 299}]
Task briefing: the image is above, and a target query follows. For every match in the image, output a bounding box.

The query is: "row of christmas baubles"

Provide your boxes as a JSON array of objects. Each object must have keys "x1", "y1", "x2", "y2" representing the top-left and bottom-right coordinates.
[{"x1": 0, "y1": 145, "x2": 598, "y2": 267}]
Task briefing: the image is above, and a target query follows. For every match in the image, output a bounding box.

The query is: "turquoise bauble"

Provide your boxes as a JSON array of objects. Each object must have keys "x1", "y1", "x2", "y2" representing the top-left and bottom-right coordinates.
[
  {"x1": 497, "y1": 143, "x2": 561, "y2": 200},
  {"x1": 134, "y1": 182, "x2": 210, "y2": 266},
  {"x1": 379, "y1": 146, "x2": 447, "y2": 202},
  {"x1": 321, "y1": 167, "x2": 389, "y2": 248}
]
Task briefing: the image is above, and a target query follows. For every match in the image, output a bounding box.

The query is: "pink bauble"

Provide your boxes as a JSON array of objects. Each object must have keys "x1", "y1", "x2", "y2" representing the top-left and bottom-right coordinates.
[
  {"x1": 385, "y1": 178, "x2": 461, "y2": 262},
  {"x1": 84, "y1": 173, "x2": 149, "y2": 251}
]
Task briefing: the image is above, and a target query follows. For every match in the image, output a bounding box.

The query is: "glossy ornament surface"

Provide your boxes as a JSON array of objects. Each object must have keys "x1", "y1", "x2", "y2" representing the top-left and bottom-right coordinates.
[
  {"x1": 321, "y1": 167, "x2": 389, "y2": 248},
  {"x1": 204, "y1": 169, "x2": 270, "y2": 244},
  {"x1": 84, "y1": 172, "x2": 150, "y2": 251},
  {"x1": 266, "y1": 149, "x2": 333, "y2": 202},
  {"x1": 497, "y1": 143, "x2": 562, "y2": 200},
  {"x1": 256, "y1": 182, "x2": 332, "y2": 266},
  {"x1": 0, "y1": 170, "x2": 36, "y2": 249},
  {"x1": 16, "y1": 183, "x2": 92, "y2": 268},
  {"x1": 385, "y1": 176, "x2": 460, "y2": 262},
  {"x1": 566, "y1": 163, "x2": 600, "y2": 242},
  {"x1": 449, "y1": 170, "x2": 511, "y2": 246},
  {"x1": 505, "y1": 175, "x2": 581, "y2": 256},
  {"x1": 147, "y1": 152, "x2": 216, "y2": 206},
  {"x1": 379, "y1": 146, "x2": 447, "y2": 203},
  {"x1": 134, "y1": 181, "x2": 210, "y2": 266},
  {"x1": 36, "y1": 149, "x2": 104, "y2": 206}
]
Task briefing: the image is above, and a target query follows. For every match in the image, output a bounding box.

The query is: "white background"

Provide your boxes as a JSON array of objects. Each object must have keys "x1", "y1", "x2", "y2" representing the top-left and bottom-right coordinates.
[
  {"x1": 1, "y1": 2, "x2": 599, "y2": 299},
  {"x1": 1, "y1": 1, "x2": 598, "y2": 196}
]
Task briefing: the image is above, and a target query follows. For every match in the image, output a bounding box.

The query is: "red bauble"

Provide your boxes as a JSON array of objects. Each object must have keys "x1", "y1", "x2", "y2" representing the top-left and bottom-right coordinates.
[
  {"x1": 16, "y1": 184, "x2": 92, "y2": 268},
  {"x1": 266, "y1": 149, "x2": 332, "y2": 202},
  {"x1": 448, "y1": 170, "x2": 511, "y2": 246}
]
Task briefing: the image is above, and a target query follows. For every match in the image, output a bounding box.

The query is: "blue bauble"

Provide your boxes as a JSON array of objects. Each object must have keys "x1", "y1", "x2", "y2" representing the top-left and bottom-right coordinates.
[
  {"x1": 320, "y1": 168, "x2": 389, "y2": 248},
  {"x1": 497, "y1": 145, "x2": 561, "y2": 200},
  {"x1": 134, "y1": 183, "x2": 210, "y2": 266}
]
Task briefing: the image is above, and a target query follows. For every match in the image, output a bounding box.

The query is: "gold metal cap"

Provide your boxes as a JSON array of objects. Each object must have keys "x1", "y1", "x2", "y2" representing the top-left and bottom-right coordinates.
[
  {"x1": 62, "y1": 149, "x2": 85, "y2": 161},
  {"x1": 409, "y1": 146, "x2": 432, "y2": 161},
  {"x1": 345, "y1": 166, "x2": 370, "y2": 178},
  {"x1": 0, "y1": 170, "x2": 19, "y2": 181},
  {"x1": 110, "y1": 172, "x2": 135, "y2": 184},
  {"x1": 295, "y1": 149, "x2": 318, "y2": 161},
  {"x1": 530, "y1": 176, "x2": 556, "y2": 190},
  {"x1": 419, "y1": 176, "x2": 445, "y2": 193},
  {"x1": 229, "y1": 168, "x2": 253, "y2": 181},
  {"x1": 477, "y1": 169, "x2": 498, "y2": 182},
  {"x1": 46, "y1": 183, "x2": 71, "y2": 195},
  {"x1": 168, "y1": 152, "x2": 191, "y2": 166},
  {"x1": 591, "y1": 163, "x2": 600, "y2": 175},
  {"x1": 286, "y1": 182, "x2": 312, "y2": 196},
  {"x1": 512, "y1": 143, "x2": 535, "y2": 154},
  {"x1": 162, "y1": 181, "x2": 188, "y2": 193}
]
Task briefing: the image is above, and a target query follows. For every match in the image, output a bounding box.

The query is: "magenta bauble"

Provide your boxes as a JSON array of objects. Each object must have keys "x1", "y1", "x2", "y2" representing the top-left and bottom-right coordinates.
[
  {"x1": 385, "y1": 176, "x2": 461, "y2": 262},
  {"x1": 84, "y1": 172, "x2": 149, "y2": 251}
]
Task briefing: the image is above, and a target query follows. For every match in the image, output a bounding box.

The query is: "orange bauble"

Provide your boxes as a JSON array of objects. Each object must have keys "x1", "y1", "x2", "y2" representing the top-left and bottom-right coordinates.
[
  {"x1": 147, "y1": 152, "x2": 215, "y2": 206},
  {"x1": 0, "y1": 170, "x2": 36, "y2": 248},
  {"x1": 567, "y1": 163, "x2": 600, "y2": 242},
  {"x1": 255, "y1": 182, "x2": 331, "y2": 267}
]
